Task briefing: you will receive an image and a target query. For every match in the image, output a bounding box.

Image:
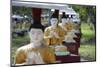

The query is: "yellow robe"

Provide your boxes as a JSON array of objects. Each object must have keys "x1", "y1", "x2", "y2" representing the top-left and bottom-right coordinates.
[
  {"x1": 59, "y1": 22, "x2": 73, "y2": 32},
  {"x1": 44, "y1": 26, "x2": 65, "y2": 46},
  {"x1": 15, "y1": 45, "x2": 56, "y2": 64},
  {"x1": 59, "y1": 23, "x2": 77, "y2": 42},
  {"x1": 73, "y1": 23, "x2": 80, "y2": 30}
]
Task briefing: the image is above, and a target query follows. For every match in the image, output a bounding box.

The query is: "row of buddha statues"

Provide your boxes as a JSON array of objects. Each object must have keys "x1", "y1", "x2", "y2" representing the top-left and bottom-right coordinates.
[{"x1": 14, "y1": 11, "x2": 81, "y2": 65}]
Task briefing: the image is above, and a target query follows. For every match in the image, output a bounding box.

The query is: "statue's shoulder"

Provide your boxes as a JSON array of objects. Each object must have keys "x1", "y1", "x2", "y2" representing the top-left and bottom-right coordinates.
[
  {"x1": 58, "y1": 23, "x2": 62, "y2": 26},
  {"x1": 58, "y1": 25, "x2": 64, "y2": 30},
  {"x1": 44, "y1": 26, "x2": 52, "y2": 31},
  {"x1": 47, "y1": 26, "x2": 52, "y2": 29},
  {"x1": 39, "y1": 47, "x2": 54, "y2": 54},
  {"x1": 16, "y1": 44, "x2": 30, "y2": 53}
]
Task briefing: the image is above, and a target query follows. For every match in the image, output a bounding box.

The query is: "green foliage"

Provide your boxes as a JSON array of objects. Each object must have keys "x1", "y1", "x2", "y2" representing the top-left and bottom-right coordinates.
[
  {"x1": 81, "y1": 22, "x2": 95, "y2": 41},
  {"x1": 71, "y1": 5, "x2": 96, "y2": 23},
  {"x1": 12, "y1": 35, "x2": 30, "y2": 47},
  {"x1": 12, "y1": 6, "x2": 32, "y2": 16}
]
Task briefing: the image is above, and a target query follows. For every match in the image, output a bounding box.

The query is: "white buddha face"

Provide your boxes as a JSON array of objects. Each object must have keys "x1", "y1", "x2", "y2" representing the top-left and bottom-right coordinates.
[
  {"x1": 61, "y1": 18, "x2": 67, "y2": 25},
  {"x1": 29, "y1": 28, "x2": 44, "y2": 46},
  {"x1": 50, "y1": 18, "x2": 58, "y2": 27}
]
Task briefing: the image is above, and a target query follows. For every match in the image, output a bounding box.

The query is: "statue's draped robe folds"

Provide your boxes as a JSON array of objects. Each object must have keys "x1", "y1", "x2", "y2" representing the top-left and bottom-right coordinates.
[
  {"x1": 44, "y1": 26, "x2": 65, "y2": 46},
  {"x1": 59, "y1": 22, "x2": 77, "y2": 43},
  {"x1": 59, "y1": 22, "x2": 74, "y2": 33},
  {"x1": 15, "y1": 44, "x2": 56, "y2": 64}
]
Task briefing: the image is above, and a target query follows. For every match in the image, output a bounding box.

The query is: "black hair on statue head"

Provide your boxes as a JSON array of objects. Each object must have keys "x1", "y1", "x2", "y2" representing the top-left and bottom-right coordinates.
[
  {"x1": 29, "y1": 22, "x2": 44, "y2": 32},
  {"x1": 50, "y1": 10, "x2": 59, "y2": 19},
  {"x1": 61, "y1": 12, "x2": 67, "y2": 19},
  {"x1": 50, "y1": 15, "x2": 58, "y2": 19}
]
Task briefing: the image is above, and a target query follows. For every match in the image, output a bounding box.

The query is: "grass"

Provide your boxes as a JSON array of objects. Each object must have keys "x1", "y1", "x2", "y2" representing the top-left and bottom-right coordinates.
[
  {"x1": 79, "y1": 44, "x2": 96, "y2": 61},
  {"x1": 80, "y1": 22, "x2": 96, "y2": 61}
]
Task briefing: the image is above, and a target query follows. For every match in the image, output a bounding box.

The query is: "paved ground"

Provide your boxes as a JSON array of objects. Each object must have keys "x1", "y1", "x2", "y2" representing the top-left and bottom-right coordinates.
[{"x1": 80, "y1": 58, "x2": 88, "y2": 62}]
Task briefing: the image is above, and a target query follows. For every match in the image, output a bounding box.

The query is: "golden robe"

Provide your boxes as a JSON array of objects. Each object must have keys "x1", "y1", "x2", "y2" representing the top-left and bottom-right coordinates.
[
  {"x1": 15, "y1": 45, "x2": 56, "y2": 64},
  {"x1": 59, "y1": 22, "x2": 74, "y2": 32},
  {"x1": 73, "y1": 23, "x2": 80, "y2": 30},
  {"x1": 44, "y1": 26, "x2": 65, "y2": 46}
]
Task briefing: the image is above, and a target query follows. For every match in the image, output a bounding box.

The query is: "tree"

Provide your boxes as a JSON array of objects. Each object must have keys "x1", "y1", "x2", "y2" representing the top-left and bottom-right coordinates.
[{"x1": 71, "y1": 5, "x2": 96, "y2": 30}]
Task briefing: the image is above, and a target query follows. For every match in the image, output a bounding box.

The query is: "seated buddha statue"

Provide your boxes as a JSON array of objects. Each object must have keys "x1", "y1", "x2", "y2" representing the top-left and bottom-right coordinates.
[
  {"x1": 15, "y1": 24, "x2": 56, "y2": 65},
  {"x1": 59, "y1": 12, "x2": 76, "y2": 43},
  {"x1": 44, "y1": 11, "x2": 65, "y2": 46}
]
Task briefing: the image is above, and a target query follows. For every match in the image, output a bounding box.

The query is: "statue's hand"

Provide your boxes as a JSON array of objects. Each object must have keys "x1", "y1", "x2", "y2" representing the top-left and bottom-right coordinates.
[
  {"x1": 49, "y1": 31, "x2": 55, "y2": 38},
  {"x1": 26, "y1": 52, "x2": 44, "y2": 64},
  {"x1": 26, "y1": 52, "x2": 36, "y2": 64},
  {"x1": 53, "y1": 32, "x2": 60, "y2": 38}
]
